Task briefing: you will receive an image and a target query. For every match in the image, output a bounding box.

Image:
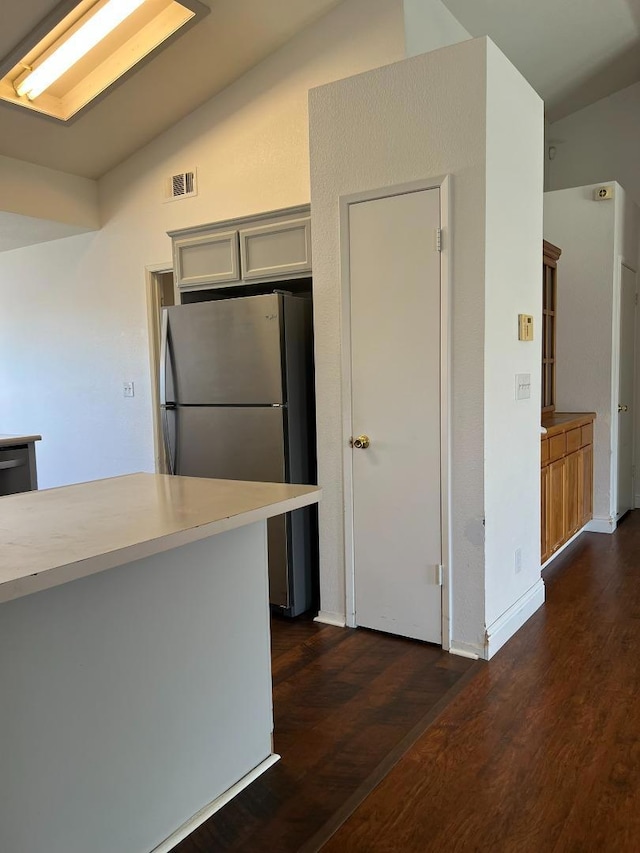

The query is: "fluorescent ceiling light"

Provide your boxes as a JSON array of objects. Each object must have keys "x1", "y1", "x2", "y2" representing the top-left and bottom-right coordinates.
[
  {"x1": 0, "y1": 0, "x2": 208, "y2": 122},
  {"x1": 16, "y1": 0, "x2": 147, "y2": 100}
]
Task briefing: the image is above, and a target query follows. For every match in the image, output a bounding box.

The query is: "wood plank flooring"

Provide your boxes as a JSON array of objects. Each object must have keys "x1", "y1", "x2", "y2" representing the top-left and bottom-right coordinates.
[
  {"x1": 174, "y1": 615, "x2": 478, "y2": 852},
  {"x1": 324, "y1": 512, "x2": 640, "y2": 852}
]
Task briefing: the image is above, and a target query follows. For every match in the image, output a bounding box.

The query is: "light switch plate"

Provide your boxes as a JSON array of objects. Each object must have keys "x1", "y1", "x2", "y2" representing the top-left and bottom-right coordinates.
[{"x1": 516, "y1": 374, "x2": 531, "y2": 400}]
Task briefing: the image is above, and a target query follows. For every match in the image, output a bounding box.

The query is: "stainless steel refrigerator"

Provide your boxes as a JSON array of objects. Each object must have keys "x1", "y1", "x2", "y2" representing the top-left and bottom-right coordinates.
[{"x1": 160, "y1": 292, "x2": 316, "y2": 616}]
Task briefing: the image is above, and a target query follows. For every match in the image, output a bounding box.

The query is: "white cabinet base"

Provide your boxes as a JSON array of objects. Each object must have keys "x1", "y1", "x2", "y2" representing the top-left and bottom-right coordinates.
[{"x1": 0, "y1": 523, "x2": 274, "y2": 853}]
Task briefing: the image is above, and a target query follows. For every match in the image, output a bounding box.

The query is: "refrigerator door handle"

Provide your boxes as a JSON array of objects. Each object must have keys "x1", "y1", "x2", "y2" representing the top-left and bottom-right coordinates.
[
  {"x1": 159, "y1": 309, "x2": 176, "y2": 475},
  {"x1": 162, "y1": 407, "x2": 176, "y2": 476},
  {"x1": 159, "y1": 308, "x2": 169, "y2": 407}
]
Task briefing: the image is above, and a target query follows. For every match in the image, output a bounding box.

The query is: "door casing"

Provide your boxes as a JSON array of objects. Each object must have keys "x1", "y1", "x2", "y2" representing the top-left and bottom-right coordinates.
[
  {"x1": 338, "y1": 176, "x2": 452, "y2": 649},
  {"x1": 613, "y1": 259, "x2": 637, "y2": 517}
]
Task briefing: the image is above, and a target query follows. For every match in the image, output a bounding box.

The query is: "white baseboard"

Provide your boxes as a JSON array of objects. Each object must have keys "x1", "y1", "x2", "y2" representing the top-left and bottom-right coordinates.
[
  {"x1": 314, "y1": 610, "x2": 347, "y2": 628},
  {"x1": 585, "y1": 516, "x2": 617, "y2": 534},
  {"x1": 484, "y1": 579, "x2": 545, "y2": 660},
  {"x1": 152, "y1": 754, "x2": 280, "y2": 853},
  {"x1": 635, "y1": 494, "x2": 640, "y2": 509}
]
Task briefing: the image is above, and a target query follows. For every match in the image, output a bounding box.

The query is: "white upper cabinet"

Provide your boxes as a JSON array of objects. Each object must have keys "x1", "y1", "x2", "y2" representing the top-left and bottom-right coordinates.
[
  {"x1": 173, "y1": 230, "x2": 240, "y2": 289},
  {"x1": 240, "y1": 216, "x2": 311, "y2": 281},
  {"x1": 169, "y1": 205, "x2": 311, "y2": 291}
]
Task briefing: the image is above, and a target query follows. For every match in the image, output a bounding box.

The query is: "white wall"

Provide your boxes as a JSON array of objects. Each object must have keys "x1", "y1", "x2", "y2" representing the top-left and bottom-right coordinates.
[
  {"x1": 483, "y1": 42, "x2": 544, "y2": 635},
  {"x1": 543, "y1": 182, "x2": 640, "y2": 525},
  {"x1": 0, "y1": 0, "x2": 406, "y2": 489},
  {"x1": 547, "y1": 81, "x2": 640, "y2": 206},
  {"x1": 309, "y1": 37, "x2": 543, "y2": 656},
  {"x1": 0, "y1": 155, "x2": 98, "y2": 229},
  {"x1": 403, "y1": 0, "x2": 470, "y2": 57}
]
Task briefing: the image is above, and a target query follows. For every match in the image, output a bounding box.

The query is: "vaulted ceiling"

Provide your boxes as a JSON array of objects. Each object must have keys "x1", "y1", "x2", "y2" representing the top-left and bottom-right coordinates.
[
  {"x1": 0, "y1": 0, "x2": 345, "y2": 179},
  {"x1": 1, "y1": 0, "x2": 640, "y2": 180},
  {"x1": 444, "y1": 0, "x2": 640, "y2": 122}
]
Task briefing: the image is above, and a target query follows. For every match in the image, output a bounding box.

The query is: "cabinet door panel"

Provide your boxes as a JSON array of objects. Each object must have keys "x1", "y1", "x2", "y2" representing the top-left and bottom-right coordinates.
[
  {"x1": 174, "y1": 230, "x2": 240, "y2": 288},
  {"x1": 240, "y1": 217, "x2": 312, "y2": 280},
  {"x1": 565, "y1": 451, "x2": 581, "y2": 537},
  {"x1": 581, "y1": 444, "x2": 593, "y2": 526},
  {"x1": 547, "y1": 458, "x2": 565, "y2": 554},
  {"x1": 541, "y1": 465, "x2": 550, "y2": 563}
]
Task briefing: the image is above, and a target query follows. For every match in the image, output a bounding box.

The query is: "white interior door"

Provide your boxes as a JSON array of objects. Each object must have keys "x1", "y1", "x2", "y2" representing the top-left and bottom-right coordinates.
[
  {"x1": 617, "y1": 263, "x2": 636, "y2": 518},
  {"x1": 349, "y1": 188, "x2": 442, "y2": 644}
]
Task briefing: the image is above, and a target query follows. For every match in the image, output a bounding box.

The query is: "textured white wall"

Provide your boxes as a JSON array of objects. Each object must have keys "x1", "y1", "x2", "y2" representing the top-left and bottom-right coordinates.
[
  {"x1": 403, "y1": 0, "x2": 470, "y2": 57},
  {"x1": 483, "y1": 41, "x2": 544, "y2": 628},
  {"x1": 544, "y1": 185, "x2": 617, "y2": 522},
  {"x1": 309, "y1": 38, "x2": 488, "y2": 649},
  {"x1": 0, "y1": 0, "x2": 406, "y2": 490},
  {"x1": 547, "y1": 81, "x2": 640, "y2": 206}
]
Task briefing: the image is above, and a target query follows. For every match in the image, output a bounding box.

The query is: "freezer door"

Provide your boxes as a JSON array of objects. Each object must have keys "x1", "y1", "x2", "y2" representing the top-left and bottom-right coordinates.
[
  {"x1": 174, "y1": 406, "x2": 285, "y2": 481},
  {"x1": 174, "y1": 405, "x2": 290, "y2": 607},
  {"x1": 165, "y1": 295, "x2": 284, "y2": 404}
]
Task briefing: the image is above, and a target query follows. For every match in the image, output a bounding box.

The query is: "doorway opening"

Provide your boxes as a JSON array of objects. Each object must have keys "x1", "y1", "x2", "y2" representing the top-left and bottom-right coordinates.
[{"x1": 146, "y1": 265, "x2": 175, "y2": 474}]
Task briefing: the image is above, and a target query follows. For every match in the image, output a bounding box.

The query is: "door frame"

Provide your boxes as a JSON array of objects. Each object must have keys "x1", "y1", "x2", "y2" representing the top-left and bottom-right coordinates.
[
  {"x1": 338, "y1": 176, "x2": 452, "y2": 649},
  {"x1": 145, "y1": 262, "x2": 175, "y2": 474},
  {"x1": 612, "y1": 257, "x2": 638, "y2": 515}
]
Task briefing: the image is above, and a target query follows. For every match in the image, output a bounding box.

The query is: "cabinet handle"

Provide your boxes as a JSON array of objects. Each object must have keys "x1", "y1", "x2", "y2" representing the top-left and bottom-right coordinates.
[
  {"x1": 0, "y1": 459, "x2": 24, "y2": 470},
  {"x1": 618, "y1": 404, "x2": 629, "y2": 413}
]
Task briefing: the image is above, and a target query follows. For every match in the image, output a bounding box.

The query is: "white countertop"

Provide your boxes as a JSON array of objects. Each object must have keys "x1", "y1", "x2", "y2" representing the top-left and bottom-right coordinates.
[
  {"x1": 0, "y1": 433, "x2": 41, "y2": 447},
  {"x1": 0, "y1": 473, "x2": 321, "y2": 604}
]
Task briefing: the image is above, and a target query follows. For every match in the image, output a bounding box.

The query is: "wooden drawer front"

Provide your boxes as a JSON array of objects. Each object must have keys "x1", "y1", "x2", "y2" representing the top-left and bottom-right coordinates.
[
  {"x1": 541, "y1": 438, "x2": 549, "y2": 465},
  {"x1": 549, "y1": 433, "x2": 566, "y2": 462},
  {"x1": 566, "y1": 427, "x2": 581, "y2": 454},
  {"x1": 174, "y1": 230, "x2": 240, "y2": 288},
  {"x1": 240, "y1": 217, "x2": 312, "y2": 281},
  {"x1": 581, "y1": 422, "x2": 593, "y2": 447}
]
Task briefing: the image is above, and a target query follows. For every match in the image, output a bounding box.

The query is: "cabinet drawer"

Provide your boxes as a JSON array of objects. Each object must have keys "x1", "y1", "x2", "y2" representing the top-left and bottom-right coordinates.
[
  {"x1": 541, "y1": 438, "x2": 549, "y2": 465},
  {"x1": 566, "y1": 427, "x2": 581, "y2": 454},
  {"x1": 0, "y1": 447, "x2": 32, "y2": 496},
  {"x1": 174, "y1": 230, "x2": 240, "y2": 288},
  {"x1": 240, "y1": 217, "x2": 312, "y2": 281},
  {"x1": 581, "y1": 422, "x2": 593, "y2": 447},
  {"x1": 548, "y1": 433, "x2": 566, "y2": 462}
]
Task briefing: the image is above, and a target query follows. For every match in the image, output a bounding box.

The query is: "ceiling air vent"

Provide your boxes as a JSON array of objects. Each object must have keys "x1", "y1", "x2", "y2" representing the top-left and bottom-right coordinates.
[{"x1": 164, "y1": 169, "x2": 198, "y2": 202}]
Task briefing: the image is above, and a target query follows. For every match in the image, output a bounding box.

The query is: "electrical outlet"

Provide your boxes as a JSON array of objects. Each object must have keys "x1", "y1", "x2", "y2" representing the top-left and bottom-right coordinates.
[
  {"x1": 123, "y1": 382, "x2": 135, "y2": 398},
  {"x1": 514, "y1": 548, "x2": 522, "y2": 574}
]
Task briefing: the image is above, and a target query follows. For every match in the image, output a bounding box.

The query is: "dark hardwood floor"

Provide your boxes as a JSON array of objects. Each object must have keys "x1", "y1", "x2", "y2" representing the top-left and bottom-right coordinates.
[
  {"x1": 324, "y1": 511, "x2": 640, "y2": 852},
  {"x1": 174, "y1": 613, "x2": 478, "y2": 852},
  {"x1": 176, "y1": 512, "x2": 640, "y2": 851}
]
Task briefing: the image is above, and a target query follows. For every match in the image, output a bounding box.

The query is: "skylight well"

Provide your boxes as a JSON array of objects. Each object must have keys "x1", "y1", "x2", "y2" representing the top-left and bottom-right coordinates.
[{"x1": 0, "y1": 0, "x2": 209, "y2": 122}]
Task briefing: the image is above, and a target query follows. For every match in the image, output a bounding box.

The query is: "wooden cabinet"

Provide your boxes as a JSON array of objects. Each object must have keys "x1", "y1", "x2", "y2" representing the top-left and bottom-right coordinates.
[
  {"x1": 541, "y1": 413, "x2": 595, "y2": 563},
  {"x1": 169, "y1": 205, "x2": 311, "y2": 292}
]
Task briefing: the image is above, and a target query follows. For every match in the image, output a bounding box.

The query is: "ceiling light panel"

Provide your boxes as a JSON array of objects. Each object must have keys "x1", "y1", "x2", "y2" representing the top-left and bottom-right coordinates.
[{"x1": 0, "y1": 0, "x2": 209, "y2": 122}]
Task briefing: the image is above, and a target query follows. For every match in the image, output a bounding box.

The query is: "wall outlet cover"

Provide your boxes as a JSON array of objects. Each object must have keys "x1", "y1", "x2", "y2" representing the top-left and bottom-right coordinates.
[{"x1": 515, "y1": 374, "x2": 531, "y2": 400}]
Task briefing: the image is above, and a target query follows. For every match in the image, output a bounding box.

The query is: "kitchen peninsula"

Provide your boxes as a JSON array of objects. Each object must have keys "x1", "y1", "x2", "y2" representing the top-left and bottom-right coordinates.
[{"x1": 0, "y1": 473, "x2": 321, "y2": 853}]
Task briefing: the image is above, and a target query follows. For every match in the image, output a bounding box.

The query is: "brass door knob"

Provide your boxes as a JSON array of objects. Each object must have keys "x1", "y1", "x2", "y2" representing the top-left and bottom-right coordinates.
[
  {"x1": 351, "y1": 434, "x2": 370, "y2": 449},
  {"x1": 618, "y1": 404, "x2": 629, "y2": 413}
]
